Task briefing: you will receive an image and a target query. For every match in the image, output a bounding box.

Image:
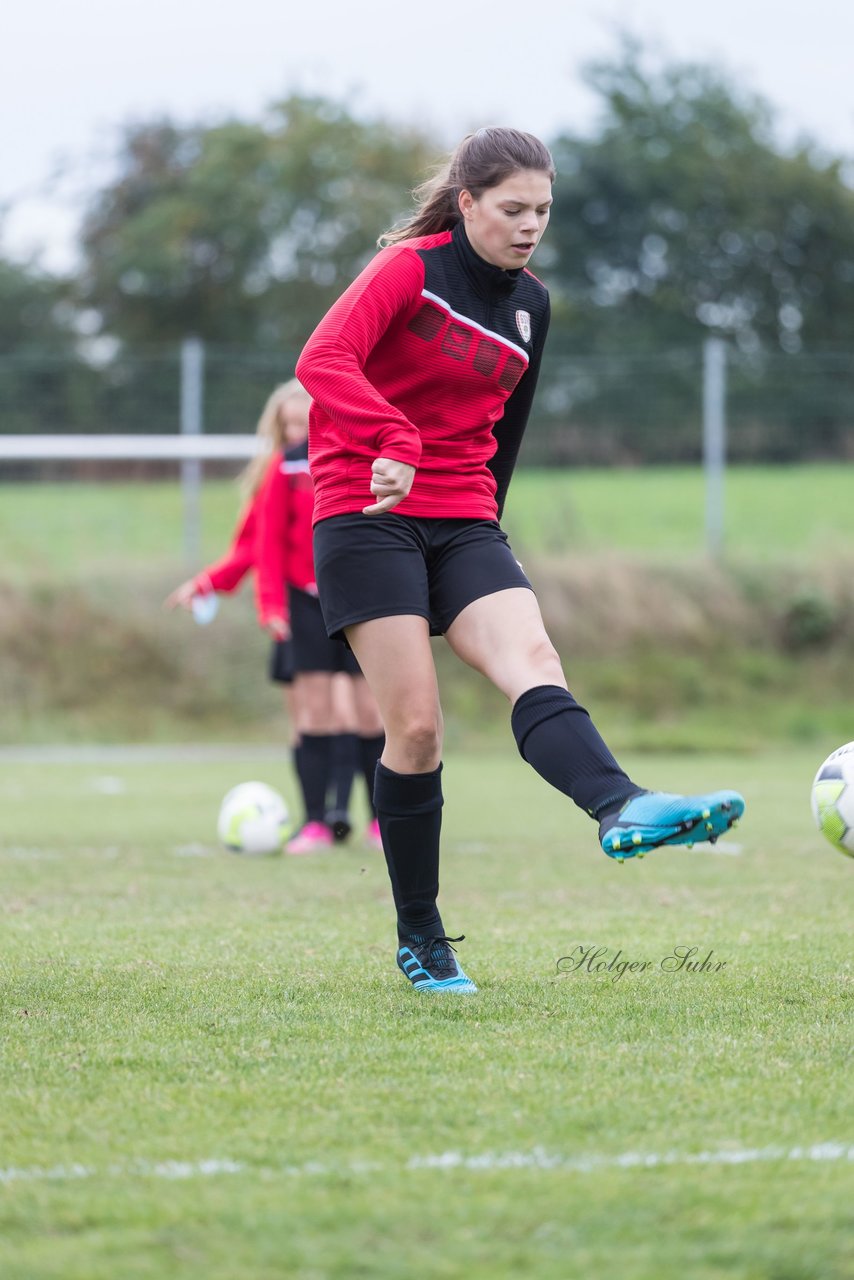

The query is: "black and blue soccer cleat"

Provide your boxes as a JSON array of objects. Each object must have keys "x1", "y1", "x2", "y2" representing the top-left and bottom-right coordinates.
[
  {"x1": 397, "y1": 934, "x2": 478, "y2": 994},
  {"x1": 599, "y1": 790, "x2": 745, "y2": 861}
]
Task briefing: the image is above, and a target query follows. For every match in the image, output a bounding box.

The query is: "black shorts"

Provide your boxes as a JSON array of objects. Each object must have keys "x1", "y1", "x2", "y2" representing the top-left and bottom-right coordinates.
[
  {"x1": 269, "y1": 638, "x2": 295, "y2": 685},
  {"x1": 313, "y1": 513, "x2": 532, "y2": 640},
  {"x1": 289, "y1": 586, "x2": 362, "y2": 675}
]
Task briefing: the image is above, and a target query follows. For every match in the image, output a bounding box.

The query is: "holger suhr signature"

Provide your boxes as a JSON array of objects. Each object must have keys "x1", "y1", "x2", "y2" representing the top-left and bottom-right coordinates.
[{"x1": 556, "y1": 944, "x2": 728, "y2": 982}]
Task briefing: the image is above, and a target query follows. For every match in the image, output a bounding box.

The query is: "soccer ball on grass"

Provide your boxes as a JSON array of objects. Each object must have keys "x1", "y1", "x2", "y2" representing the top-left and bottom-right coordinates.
[
  {"x1": 810, "y1": 742, "x2": 854, "y2": 859},
  {"x1": 217, "y1": 781, "x2": 290, "y2": 856}
]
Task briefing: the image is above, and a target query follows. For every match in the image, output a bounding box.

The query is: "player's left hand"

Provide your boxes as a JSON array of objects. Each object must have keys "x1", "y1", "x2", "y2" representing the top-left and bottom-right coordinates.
[
  {"x1": 265, "y1": 615, "x2": 291, "y2": 641},
  {"x1": 164, "y1": 579, "x2": 198, "y2": 611},
  {"x1": 363, "y1": 457, "x2": 415, "y2": 515}
]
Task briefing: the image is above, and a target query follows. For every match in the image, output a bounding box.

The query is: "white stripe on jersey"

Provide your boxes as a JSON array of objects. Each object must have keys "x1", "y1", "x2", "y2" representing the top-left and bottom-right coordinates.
[{"x1": 420, "y1": 290, "x2": 530, "y2": 364}]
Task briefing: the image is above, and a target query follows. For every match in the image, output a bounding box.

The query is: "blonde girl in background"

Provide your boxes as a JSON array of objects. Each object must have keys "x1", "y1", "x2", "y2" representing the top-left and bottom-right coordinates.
[{"x1": 166, "y1": 379, "x2": 385, "y2": 853}]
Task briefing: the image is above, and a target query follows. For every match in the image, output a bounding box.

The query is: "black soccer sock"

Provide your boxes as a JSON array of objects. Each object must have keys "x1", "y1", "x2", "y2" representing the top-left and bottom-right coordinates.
[
  {"x1": 298, "y1": 733, "x2": 334, "y2": 825},
  {"x1": 359, "y1": 733, "x2": 385, "y2": 819},
  {"x1": 328, "y1": 732, "x2": 358, "y2": 818},
  {"x1": 511, "y1": 685, "x2": 642, "y2": 818},
  {"x1": 291, "y1": 740, "x2": 310, "y2": 814},
  {"x1": 373, "y1": 761, "x2": 444, "y2": 939}
]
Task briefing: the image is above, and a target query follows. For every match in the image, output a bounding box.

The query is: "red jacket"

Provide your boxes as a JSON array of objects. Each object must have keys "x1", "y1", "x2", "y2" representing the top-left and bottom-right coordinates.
[
  {"x1": 195, "y1": 445, "x2": 316, "y2": 626},
  {"x1": 296, "y1": 221, "x2": 550, "y2": 524}
]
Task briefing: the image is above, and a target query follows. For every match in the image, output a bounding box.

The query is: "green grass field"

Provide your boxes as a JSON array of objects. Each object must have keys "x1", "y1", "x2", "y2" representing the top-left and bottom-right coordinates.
[
  {"x1": 3, "y1": 463, "x2": 854, "y2": 580},
  {"x1": 2, "y1": 745, "x2": 852, "y2": 1279},
  {"x1": 4, "y1": 462, "x2": 854, "y2": 751}
]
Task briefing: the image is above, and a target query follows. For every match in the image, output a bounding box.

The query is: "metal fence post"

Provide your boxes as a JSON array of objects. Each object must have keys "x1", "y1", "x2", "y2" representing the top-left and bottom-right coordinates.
[
  {"x1": 703, "y1": 337, "x2": 727, "y2": 558},
  {"x1": 180, "y1": 337, "x2": 205, "y2": 564}
]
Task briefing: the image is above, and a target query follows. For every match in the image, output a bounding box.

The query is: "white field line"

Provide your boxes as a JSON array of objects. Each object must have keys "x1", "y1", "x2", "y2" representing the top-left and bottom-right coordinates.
[{"x1": 1, "y1": 1142, "x2": 852, "y2": 1187}]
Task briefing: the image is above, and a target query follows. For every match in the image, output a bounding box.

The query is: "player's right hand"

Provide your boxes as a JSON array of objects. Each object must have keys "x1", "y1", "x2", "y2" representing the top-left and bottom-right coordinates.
[
  {"x1": 265, "y1": 615, "x2": 291, "y2": 641},
  {"x1": 363, "y1": 457, "x2": 415, "y2": 515}
]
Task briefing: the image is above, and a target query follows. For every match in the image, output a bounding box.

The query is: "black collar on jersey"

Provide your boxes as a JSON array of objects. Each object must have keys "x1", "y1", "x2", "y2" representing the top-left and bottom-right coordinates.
[{"x1": 451, "y1": 220, "x2": 523, "y2": 301}]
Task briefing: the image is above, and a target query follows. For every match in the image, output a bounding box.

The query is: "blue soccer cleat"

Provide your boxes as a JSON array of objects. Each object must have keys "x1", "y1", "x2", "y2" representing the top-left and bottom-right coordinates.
[
  {"x1": 397, "y1": 934, "x2": 478, "y2": 994},
  {"x1": 599, "y1": 790, "x2": 745, "y2": 861}
]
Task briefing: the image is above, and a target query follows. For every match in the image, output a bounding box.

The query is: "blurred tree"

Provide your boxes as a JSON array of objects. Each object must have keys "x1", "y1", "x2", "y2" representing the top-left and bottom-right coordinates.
[
  {"x1": 0, "y1": 258, "x2": 103, "y2": 435},
  {"x1": 78, "y1": 97, "x2": 437, "y2": 350},
  {"x1": 10, "y1": 56, "x2": 854, "y2": 456},
  {"x1": 0, "y1": 258, "x2": 74, "y2": 352},
  {"x1": 525, "y1": 41, "x2": 854, "y2": 462},
  {"x1": 547, "y1": 40, "x2": 854, "y2": 356}
]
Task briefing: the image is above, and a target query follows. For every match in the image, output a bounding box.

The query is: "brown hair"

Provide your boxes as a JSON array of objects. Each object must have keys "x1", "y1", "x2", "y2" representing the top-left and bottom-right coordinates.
[
  {"x1": 380, "y1": 127, "x2": 555, "y2": 246},
  {"x1": 238, "y1": 378, "x2": 310, "y2": 499}
]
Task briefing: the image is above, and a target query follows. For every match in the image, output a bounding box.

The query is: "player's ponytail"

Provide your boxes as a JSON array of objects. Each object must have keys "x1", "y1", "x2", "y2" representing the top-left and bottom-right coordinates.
[
  {"x1": 239, "y1": 379, "x2": 309, "y2": 499},
  {"x1": 379, "y1": 127, "x2": 555, "y2": 246}
]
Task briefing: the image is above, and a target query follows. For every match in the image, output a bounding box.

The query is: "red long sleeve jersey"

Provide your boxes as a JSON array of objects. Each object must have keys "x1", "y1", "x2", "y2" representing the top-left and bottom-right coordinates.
[
  {"x1": 196, "y1": 444, "x2": 316, "y2": 626},
  {"x1": 296, "y1": 221, "x2": 550, "y2": 524}
]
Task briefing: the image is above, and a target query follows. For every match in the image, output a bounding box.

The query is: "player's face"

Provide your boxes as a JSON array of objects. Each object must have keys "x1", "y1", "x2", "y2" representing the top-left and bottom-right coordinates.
[
  {"x1": 459, "y1": 169, "x2": 553, "y2": 271},
  {"x1": 278, "y1": 397, "x2": 310, "y2": 447}
]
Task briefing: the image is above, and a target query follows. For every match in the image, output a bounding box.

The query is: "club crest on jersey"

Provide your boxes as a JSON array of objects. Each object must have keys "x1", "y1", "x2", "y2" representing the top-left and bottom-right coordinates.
[{"x1": 515, "y1": 309, "x2": 531, "y2": 343}]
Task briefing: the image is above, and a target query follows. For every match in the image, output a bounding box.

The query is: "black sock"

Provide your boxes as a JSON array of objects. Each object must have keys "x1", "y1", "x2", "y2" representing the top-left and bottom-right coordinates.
[
  {"x1": 291, "y1": 741, "x2": 310, "y2": 815},
  {"x1": 373, "y1": 761, "x2": 444, "y2": 940},
  {"x1": 299, "y1": 733, "x2": 334, "y2": 824},
  {"x1": 328, "y1": 732, "x2": 358, "y2": 818},
  {"x1": 511, "y1": 685, "x2": 642, "y2": 818},
  {"x1": 359, "y1": 733, "x2": 385, "y2": 818}
]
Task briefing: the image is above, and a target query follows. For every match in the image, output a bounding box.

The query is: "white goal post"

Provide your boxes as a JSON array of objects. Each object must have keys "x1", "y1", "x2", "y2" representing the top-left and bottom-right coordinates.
[
  {"x1": 0, "y1": 434, "x2": 263, "y2": 562},
  {"x1": 0, "y1": 434, "x2": 257, "y2": 461}
]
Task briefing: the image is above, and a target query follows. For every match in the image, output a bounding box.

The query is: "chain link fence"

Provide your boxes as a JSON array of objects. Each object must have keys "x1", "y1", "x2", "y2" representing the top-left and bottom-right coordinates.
[{"x1": 1, "y1": 343, "x2": 853, "y2": 470}]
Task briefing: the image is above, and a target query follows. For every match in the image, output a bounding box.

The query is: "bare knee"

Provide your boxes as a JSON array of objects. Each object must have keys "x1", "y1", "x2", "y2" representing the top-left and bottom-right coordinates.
[
  {"x1": 384, "y1": 708, "x2": 443, "y2": 773},
  {"x1": 357, "y1": 704, "x2": 385, "y2": 738},
  {"x1": 296, "y1": 704, "x2": 332, "y2": 735},
  {"x1": 293, "y1": 676, "x2": 335, "y2": 735},
  {"x1": 528, "y1": 632, "x2": 565, "y2": 683},
  {"x1": 496, "y1": 631, "x2": 566, "y2": 703}
]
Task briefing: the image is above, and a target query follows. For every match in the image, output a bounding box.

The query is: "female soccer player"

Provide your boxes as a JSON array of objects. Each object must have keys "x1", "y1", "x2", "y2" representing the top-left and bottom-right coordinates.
[
  {"x1": 296, "y1": 127, "x2": 744, "y2": 993},
  {"x1": 166, "y1": 380, "x2": 384, "y2": 853}
]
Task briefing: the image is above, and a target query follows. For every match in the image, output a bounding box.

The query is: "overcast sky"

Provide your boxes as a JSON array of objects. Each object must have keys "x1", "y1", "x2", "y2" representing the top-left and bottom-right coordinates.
[{"x1": 4, "y1": 0, "x2": 853, "y2": 271}]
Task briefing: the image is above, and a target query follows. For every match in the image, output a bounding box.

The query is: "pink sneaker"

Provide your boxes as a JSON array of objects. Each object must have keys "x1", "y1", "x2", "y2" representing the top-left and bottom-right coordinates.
[
  {"x1": 364, "y1": 818, "x2": 383, "y2": 852},
  {"x1": 286, "y1": 821, "x2": 334, "y2": 855}
]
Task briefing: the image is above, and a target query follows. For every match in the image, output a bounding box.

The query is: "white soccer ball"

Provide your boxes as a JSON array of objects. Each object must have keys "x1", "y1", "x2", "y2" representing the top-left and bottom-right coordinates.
[
  {"x1": 810, "y1": 742, "x2": 854, "y2": 859},
  {"x1": 217, "y1": 781, "x2": 290, "y2": 856}
]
